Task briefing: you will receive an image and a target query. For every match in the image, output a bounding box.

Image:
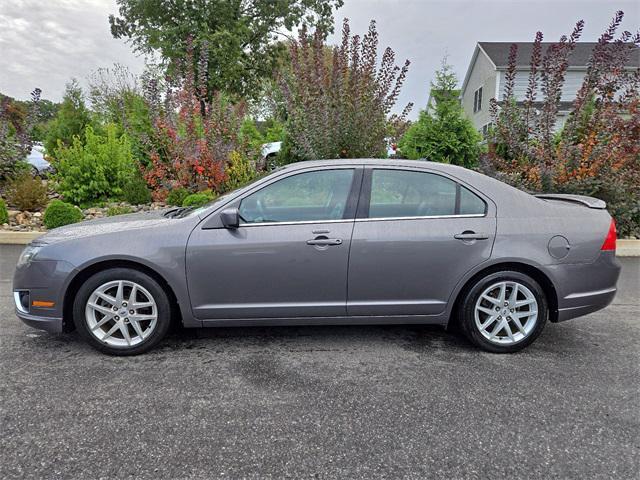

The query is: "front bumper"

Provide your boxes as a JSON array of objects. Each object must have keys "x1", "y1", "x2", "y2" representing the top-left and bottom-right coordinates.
[
  {"x1": 15, "y1": 309, "x2": 64, "y2": 333},
  {"x1": 13, "y1": 258, "x2": 76, "y2": 332}
]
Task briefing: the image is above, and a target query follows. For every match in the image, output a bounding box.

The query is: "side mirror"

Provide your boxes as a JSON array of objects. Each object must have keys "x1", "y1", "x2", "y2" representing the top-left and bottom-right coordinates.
[{"x1": 220, "y1": 208, "x2": 240, "y2": 229}]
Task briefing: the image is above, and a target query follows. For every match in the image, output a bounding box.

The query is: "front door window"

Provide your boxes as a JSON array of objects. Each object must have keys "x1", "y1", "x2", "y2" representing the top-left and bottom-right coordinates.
[{"x1": 239, "y1": 169, "x2": 355, "y2": 224}]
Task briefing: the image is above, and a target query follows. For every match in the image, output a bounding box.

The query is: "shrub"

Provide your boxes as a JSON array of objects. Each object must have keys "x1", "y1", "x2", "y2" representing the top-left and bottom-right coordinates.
[
  {"x1": 6, "y1": 174, "x2": 48, "y2": 210},
  {"x1": 223, "y1": 151, "x2": 256, "y2": 191},
  {"x1": 279, "y1": 19, "x2": 412, "y2": 160},
  {"x1": 107, "y1": 205, "x2": 134, "y2": 216},
  {"x1": 182, "y1": 192, "x2": 214, "y2": 208},
  {"x1": 123, "y1": 175, "x2": 152, "y2": 205},
  {"x1": 52, "y1": 124, "x2": 136, "y2": 205},
  {"x1": 0, "y1": 198, "x2": 8, "y2": 224},
  {"x1": 43, "y1": 200, "x2": 83, "y2": 229},
  {"x1": 165, "y1": 187, "x2": 190, "y2": 206}
]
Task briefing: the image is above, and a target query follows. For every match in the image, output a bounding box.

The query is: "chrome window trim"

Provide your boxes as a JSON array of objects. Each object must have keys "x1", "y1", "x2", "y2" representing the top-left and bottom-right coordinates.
[
  {"x1": 239, "y1": 218, "x2": 354, "y2": 228},
  {"x1": 355, "y1": 213, "x2": 486, "y2": 222},
  {"x1": 238, "y1": 213, "x2": 487, "y2": 227}
]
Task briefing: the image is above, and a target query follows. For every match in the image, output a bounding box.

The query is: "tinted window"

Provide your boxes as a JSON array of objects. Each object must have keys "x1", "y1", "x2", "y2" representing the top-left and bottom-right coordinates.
[
  {"x1": 239, "y1": 169, "x2": 354, "y2": 223},
  {"x1": 369, "y1": 170, "x2": 457, "y2": 218},
  {"x1": 459, "y1": 186, "x2": 486, "y2": 215}
]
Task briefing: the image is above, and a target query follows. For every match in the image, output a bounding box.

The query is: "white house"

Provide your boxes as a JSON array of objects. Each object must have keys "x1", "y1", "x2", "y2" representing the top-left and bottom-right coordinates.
[{"x1": 460, "y1": 42, "x2": 639, "y2": 135}]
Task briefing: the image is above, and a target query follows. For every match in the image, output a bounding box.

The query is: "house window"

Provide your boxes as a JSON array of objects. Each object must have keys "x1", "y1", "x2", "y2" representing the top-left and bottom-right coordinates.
[
  {"x1": 481, "y1": 123, "x2": 491, "y2": 138},
  {"x1": 473, "y1": 87, "x2": 483, "y2": 113}
]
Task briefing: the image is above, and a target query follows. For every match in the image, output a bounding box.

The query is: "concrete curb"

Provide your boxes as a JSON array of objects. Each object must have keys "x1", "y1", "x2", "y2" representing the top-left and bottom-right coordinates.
[
  {"x1": 0, "y1": 231, "x2": 44, "y2": 245},
  {"x1": 616, "y1": 240, "x2": 640, "y2": 257},
  {"x1": 1, "y1": 231, "x2": 639, "y2": 255}
]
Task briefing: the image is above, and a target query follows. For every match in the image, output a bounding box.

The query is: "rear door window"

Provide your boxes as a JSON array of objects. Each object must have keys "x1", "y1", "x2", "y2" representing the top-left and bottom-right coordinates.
[{"x1": 367, "y1": 169, "x2": 486, "y2": 218}]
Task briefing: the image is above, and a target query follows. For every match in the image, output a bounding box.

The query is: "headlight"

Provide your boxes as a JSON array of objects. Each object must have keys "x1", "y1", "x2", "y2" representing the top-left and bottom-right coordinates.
[{"x1": 17, "y1": 245, "x2": 42, "y2": 267}]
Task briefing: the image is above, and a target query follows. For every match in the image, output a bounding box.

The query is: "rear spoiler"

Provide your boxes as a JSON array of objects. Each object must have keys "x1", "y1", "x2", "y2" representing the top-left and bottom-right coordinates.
[{"x1": 534, "y1": 193, "x2": 606, "y2": 209}]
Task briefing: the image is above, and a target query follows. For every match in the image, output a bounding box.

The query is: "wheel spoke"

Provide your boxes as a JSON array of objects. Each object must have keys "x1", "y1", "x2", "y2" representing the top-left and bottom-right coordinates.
[
  {"x1": 128, "y1": 284, "x2": 138, "y2": 305},
  {"x1": 477, "y1": 305, "x2": 496, "y2": 316},
  {"x1": 498, "y1": 282, "x2": 507, "y2": 304},
  {"x1": 480, "y1": 315, "x2": 498, "y2": 330},
  {"x1": 131, "y1": 314, "x2": 155, "y2": 322},
  {"x1": 95, "y1": 291, "x2": 116, "y2": 306},
  {"x1": 119, "y1": 322, "x2": 132, "y2": 346},
  {"x1": 488, "y1": 320, "x2": 504, "y2": 339},
  {"x1": 115, "y1": 281, "x2": 124, "y2": 305},
  {"x1": 129, "y1": 319, "x2": 145, "y2": 339},
  {"x1": 503, "y1": 321, "x2": 515, "y2": 341},
  {"x1": 102, "y1": 322, "x2": 120, "y2": 340},
  {"x1": 91, "y1": 314, "x2": 113, "y2": 330},
  {"x1": 132, "y1": 301, "x2": 153, "y2": 309},
  {"x1": 508, "y1": 283, "x2": 519, "y2": 307},
  {"x1": 88, "y1": 302, "x2": 114, "y2": 316},
  {"x1": 516, "y1": 298, "x2": 535, "y2": 308},
  {"x1": 512, "y1": 316, "x2": 526, "y2": 334},
  {"x1": 481, "y1": 294, "x2": 500, "y2": 306}
]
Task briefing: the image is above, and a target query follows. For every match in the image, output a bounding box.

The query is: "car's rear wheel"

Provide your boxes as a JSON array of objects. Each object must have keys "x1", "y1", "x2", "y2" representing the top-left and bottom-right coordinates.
[
  {"x1": 459, "y1": 270, "x2": 548, "y2": 353},
  {"x1": 73, "y1": 268, "x2": 171, "y2": 355}
]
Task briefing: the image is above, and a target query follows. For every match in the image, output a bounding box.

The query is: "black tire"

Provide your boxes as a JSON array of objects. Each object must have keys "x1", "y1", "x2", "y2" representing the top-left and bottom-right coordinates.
[
  {"x1": 459, "y1": 270, "x2": 548, "y2": 353},
  {"x1": 73, "y1": 268, "x2": 171, "y2": 355}
]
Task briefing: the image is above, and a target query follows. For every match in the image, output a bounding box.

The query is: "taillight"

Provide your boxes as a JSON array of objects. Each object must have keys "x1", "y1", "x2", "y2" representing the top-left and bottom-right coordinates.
[{"x1": 600, "y1": 219, "x2": 617, "y2": 251}]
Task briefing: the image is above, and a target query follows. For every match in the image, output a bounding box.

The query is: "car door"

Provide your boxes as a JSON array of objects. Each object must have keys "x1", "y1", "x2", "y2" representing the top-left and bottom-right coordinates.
[
  {"x1": 347, "y1": 167, "x2": 496, "y2": 317},
  {"x1": 186, "y1": 166, "x2": 362, "y2": 320}
]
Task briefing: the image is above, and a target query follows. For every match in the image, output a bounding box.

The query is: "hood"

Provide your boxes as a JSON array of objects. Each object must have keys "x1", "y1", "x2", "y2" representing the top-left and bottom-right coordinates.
[{"x1": 34, "y1": 209, "x2": 178, "y2": 245}]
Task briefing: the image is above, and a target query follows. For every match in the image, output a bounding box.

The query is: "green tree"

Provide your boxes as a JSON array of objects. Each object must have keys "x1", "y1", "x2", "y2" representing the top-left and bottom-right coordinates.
[
  {"x1": 399, "y1": 60, "x2": 482, "y2": 167},
  {"x1": 89, "y1": 65, "x2": 154, "y2": 166},
  {"x1": 44, "y1": 80, "x2": 92, "y2": 155},
  {"x1": 109, "y1": 0, "x2": 344, "y2": 100}
]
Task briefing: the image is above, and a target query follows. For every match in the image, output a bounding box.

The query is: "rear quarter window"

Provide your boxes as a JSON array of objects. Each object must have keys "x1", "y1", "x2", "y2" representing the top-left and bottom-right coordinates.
[{"x1": 459, "y1": 186, "x2": 486, "y2": 215}]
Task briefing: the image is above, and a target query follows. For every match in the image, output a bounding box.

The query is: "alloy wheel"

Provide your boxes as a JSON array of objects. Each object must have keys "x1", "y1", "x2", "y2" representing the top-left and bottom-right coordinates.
[
  {"x1": 85, "y1": 280, "x2": 158, "y2": 347},
  {"x1": 474, "y1": 281, "x2": 538, "y2": 345}
]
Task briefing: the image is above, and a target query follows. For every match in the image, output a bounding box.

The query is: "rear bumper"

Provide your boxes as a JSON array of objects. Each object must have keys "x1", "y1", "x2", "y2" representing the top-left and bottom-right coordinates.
[
  {"x1": 556, "y1": 286, "x2": 617, "y2": 321},
  {"x1": 547, "y1": 251, "x2": 621, "y2": 322},
  {"x1": 16, "y1": 310, "x2": 64, "y2": 333}
]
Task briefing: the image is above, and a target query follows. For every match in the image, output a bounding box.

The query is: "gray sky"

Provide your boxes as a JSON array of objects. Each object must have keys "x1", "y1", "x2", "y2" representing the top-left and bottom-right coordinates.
[{"x1": 1, "y1": 0, "x2": 638, "y2": 118}]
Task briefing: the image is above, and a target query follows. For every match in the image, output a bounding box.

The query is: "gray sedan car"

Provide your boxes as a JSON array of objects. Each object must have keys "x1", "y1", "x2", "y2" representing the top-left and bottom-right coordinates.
[{"x1": 13, "y1": 159, "x2": 621, "y2": 355}]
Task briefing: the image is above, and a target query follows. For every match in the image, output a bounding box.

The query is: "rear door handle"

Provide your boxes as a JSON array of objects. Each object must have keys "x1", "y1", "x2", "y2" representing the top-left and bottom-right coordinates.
[
  {"x1": 454, "y1": 232, "x2": 489, "y2": 240},
  {"x1": 306, "y1": 238, "x2": 343, "y2": 246}
]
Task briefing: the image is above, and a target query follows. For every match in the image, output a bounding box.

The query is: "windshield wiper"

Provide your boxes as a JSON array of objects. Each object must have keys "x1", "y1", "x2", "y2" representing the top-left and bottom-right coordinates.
[{"x1": 163, "y1": 207, "x2": 194, "y2": 218}]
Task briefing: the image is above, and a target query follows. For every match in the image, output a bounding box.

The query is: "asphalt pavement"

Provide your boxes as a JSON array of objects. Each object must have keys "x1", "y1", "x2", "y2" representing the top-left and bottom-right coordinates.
[{"x1": 1, "y1": 244, "x2": 638, "y2": 479}]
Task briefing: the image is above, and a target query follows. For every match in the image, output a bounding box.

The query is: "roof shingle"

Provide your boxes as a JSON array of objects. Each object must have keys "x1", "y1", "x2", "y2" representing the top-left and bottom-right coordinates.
[{"x1": 478, "y1": 42, "x2": 639, "y2": 68}]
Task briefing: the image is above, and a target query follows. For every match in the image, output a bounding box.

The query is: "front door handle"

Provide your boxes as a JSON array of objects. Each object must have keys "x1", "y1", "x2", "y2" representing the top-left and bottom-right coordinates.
[
  {"x1": 454, "y1": 232, "x2": 489, "y2": 240},
  {"x1": 306, "y1": 238, "x2": 343, "y2": 246}
]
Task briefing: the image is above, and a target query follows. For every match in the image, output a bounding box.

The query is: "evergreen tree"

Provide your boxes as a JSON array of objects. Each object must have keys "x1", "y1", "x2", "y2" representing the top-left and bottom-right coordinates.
[
  {"x1": 44, "y1": 80, "x2": 92, "y2": 155},
  {"x1": 400, "y1": 60, "x2": 481, "y2": 167}
]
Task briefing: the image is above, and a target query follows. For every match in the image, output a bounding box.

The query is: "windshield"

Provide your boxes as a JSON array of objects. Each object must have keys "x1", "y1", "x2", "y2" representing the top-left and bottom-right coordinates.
[{"x1": 182, "y1": 168, "x2": 282, "y2": 218}]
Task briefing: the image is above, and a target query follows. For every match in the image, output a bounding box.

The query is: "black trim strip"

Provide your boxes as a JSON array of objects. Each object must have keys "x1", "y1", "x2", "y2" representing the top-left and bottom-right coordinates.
[{"x1": 356, "y1": 168, "x2": 373, "y2": 219}]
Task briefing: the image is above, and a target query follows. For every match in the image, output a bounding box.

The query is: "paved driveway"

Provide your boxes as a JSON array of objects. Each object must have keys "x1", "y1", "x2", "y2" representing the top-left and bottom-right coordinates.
[{"x1": 1, "y1": 244, "x2": 638, "y2": 479}]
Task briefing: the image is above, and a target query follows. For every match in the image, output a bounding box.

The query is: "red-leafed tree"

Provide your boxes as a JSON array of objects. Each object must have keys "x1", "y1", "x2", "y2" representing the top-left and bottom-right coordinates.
[
  {"x1": 482, "y1": 11, "x2": 640, "y2": 236},
  {"x1": 279, "y1": 19, "x2": 413, "y2": 161},
  {"x1": 142, "y1": 40, "x2": 254, "y2": 200}
]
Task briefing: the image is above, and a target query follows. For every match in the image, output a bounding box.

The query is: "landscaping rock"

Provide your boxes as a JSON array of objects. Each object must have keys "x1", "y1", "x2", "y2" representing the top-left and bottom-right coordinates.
[{"x1": 1, "y1": 201, "x2": 168, "y2": 233}]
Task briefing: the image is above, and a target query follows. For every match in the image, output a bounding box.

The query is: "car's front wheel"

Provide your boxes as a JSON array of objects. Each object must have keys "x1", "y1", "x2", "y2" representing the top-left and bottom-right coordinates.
[
  {"x1": 459, "y1": 270, "x2": 548, "y2": 353},
  {"x1": 73, "y1": 268, "x2": 171, "y2": 355}
]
